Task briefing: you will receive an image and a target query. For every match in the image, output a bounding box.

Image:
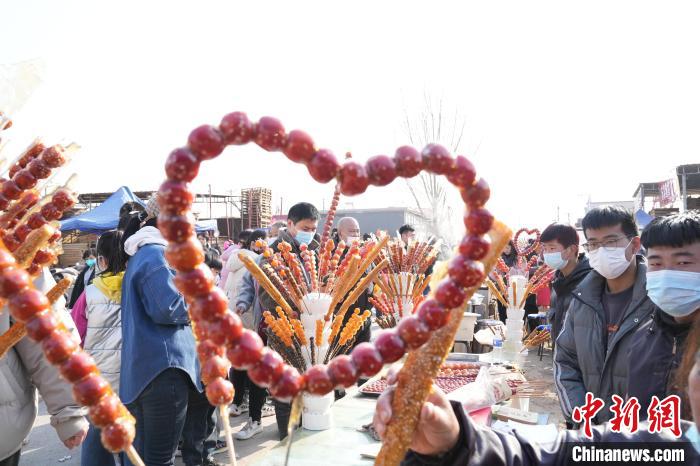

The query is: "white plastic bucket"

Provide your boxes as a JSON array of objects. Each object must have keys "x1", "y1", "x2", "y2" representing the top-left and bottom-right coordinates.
[
  {"x1": 302, "y1": 392, "x2": 334, "y2": 431},
  {"x1": 455, "y1": 312, "x2": 479, "y2": 342}
]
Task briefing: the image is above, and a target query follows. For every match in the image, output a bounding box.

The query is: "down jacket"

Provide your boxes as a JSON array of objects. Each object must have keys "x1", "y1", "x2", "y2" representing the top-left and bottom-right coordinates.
[
  {"x1": 554, "y1": 256, "x2": 657, "y2": 423},
  {"x1": 0, "y1": 269, "x2": 88, "y2": 461}
]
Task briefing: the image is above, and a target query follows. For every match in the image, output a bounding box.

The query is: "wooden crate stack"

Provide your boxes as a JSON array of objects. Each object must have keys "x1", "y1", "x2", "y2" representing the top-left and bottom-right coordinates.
[{"x1": 240, "y1": 187, "x2": 272, "y2": 229}]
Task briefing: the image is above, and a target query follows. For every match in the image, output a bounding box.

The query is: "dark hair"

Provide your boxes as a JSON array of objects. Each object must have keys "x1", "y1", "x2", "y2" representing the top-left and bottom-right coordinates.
[
  {"x1": 206, "y1": 256, "x2": 223, "y2": 271},
  {"x1": 82, "y1": 248, "x2": 97, "y2": 260},
  {"x1": 641, "y1": 211, "x2": 700, "y2": 249},
  {"x1": 399, "y1": 224, "x2": 415, "y2": 235},
  {"x1": 238, "y1": 229, "x2": 253, "y2": 244},
  {"x1": 287, "y1": 202, "x2": 319, "y2": 224},
  {"x1": 501, "y1": 240, "x2": 517, "y2": 267},
  {"x1": 118, "y1": 202, "x2": 144, "y2": 230},
  {"x1": 248, "y1": 229, "x2": 268, "y2": 249},
  {"x1": 581, "y1": 206, "x2": 638, "y2": 239},
  {"x1": 121, "y1": 211, "x2": 157, "y2": 251},
  {"x1": 96, "y1": 230, "x2": 127, "y2": 275},
  {"x1": 541, "y1": 223, "x2": 580, "y2": 249}
]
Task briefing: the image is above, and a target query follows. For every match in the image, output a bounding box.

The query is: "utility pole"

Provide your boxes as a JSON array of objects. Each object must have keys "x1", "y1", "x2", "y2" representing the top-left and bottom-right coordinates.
[{"x1": 208, "y1": 184, "x2": 212, "y2": 219}]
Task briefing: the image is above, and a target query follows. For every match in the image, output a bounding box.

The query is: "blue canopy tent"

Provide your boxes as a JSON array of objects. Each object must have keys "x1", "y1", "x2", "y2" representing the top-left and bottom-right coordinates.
[
  {"x1": 635, "y1": 209, "x2": 655, "y2": 229},
  {"x1": 60, "y1": 186, "x2": 145, "y2": 234},
  {"x1": 61, "y1": 187, "x2": 219, "y2": 235}
]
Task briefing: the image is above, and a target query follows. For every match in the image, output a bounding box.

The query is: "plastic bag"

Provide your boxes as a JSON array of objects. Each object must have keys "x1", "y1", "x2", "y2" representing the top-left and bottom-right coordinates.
[{"x1": 449, "y1": 365, "x2": 513, "y2": 412}]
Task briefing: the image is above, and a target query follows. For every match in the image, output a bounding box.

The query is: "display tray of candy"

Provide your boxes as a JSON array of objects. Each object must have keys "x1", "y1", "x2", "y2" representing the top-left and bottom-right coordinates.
[{"x1": 359, "y1": 362, "x2": 487, "y2": 396}]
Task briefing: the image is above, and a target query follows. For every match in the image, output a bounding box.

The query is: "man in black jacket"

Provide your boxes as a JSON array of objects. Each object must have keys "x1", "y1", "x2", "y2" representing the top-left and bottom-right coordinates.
[
  {"x1": 627, "y1": 211, "x2": 700, "y2": 420},
  {"x1": 540, "y1": 223, "x2": 592, "y2": 344}
]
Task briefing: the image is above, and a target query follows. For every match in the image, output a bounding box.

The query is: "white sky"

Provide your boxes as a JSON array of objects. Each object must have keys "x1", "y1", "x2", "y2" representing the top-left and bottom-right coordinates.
[{"x1": 2, "y1": 0, "x2": 699, "y2": 233}]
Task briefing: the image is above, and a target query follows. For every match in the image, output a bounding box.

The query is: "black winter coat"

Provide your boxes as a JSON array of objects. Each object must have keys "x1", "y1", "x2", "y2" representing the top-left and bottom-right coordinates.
[
  {"x1": 627, "y1": 308, "x2": 692, "y2": 420},
  {"x1": 549, "y1": 257, "x2": 592, "y2": 343}
]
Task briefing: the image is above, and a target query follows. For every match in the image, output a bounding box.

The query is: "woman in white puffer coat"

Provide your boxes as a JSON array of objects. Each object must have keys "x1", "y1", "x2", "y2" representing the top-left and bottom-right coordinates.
[
  {"x1": 223, "y1": 229, "x2": 266, "y2": 329},
  {"x1": 79, "y1": 230, "x2": 127, "y2": 466}
]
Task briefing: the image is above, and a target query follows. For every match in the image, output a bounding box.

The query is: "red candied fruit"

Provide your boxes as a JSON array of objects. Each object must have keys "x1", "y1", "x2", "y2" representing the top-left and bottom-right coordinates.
[
  {"x1": 327, "y1": 355, "x2": 358, "y2": 388},
  {"x1": 305, "y1": 365, "x2": 334, "y2": 396},
  {"x1": 254, "y1": 116, "x2": 286, "y2": 151},
  {"x1": 416, "y1": 299, "x2": 450, "y2": 331},
  {"x1": 350, "y1": 342, "x2": 383, "y2": 377},
  {"x1": 269, "y1": 366, "x2": 304, "y2": 402},
  {"x1": 446, "y1": 155, "x2": 476, "y2": 188},
  {"x1": 373, "y1": 330, "x2": 406, "y2": 363},
  {"x1": 8, "y1": 288, "x2": 50, "y2": 322},
  {"x1": 25, "y1": 311, "x2": 58, "y2": 341},
  {"x1": 165, "y1": 148, "x2": 200, "y2": 183},
  {"x1": 42, "y1": 330, "x2": 79, "y2": 364},
  {"x1": 13, "y1": 170, "x2": 37, "y2": 190},
  {"x1": 205, "y1": 312, "x2": 243, "y2": 346},
  {"x1": 2, "y1": 180, "x2": 22, "y2": 200},
  {"x1": 189, "y1": 288, "x2": 228, "y2": 321},
  {"x1": 448, "y1": 255, "x2": 485, "y2": 288},
  {"x1": 197, "y1": 339, "x2": 225, "y2": 359},
  {"x1": 460, "y1": 178, "x2": 490, "y2": 208},
  {"x1": 206, "y1": 377, "x2": 234, "y2": 405},
  {"x1": 226, "y1": 330, "x2": 264, "y2": 370},
  {"x1": 28, "y1": 158, "x2": 52, "y2": 179},
  {"x1": 248, "y1": 348, "x2": 285, "y2": 388},
  {"x1": 397, "y1": 315, "x2": 431, "y2": 350},
  {"x1": 27, "y1": 212, "x2": 48, "y2": 230},
  {"x1": 52, "y1": 189, "x2": 76, "y2": 211},
  {"x1": 366, "y1": 155, "x2": 397, "y2": 187},
  {"x1": 40, "y1": 203, "x2": 62, "y2": 221},
  {"x1": 188, "y1": 125, "x2": 225, "y2": 161},
  {"x1": 220, "y1": 112, "x2": 255, "y2": 145},
  {"x1": 338, "y1": 161, "x2": 369, "y2": 196},
  {"x1": 393, "y1": 146, "x2": 423, "y2": 178},
  {"x1": 42, "y1": 146, "x2": 66, "y2": 168},
  {"x1": 283, "y1": 130, "x2": 315, "y2": 164},
  {"x1": 307, "y1": 149, "x2": 340, "y2": 183},
  {"x1": 165, "y1": 238, "x2": 204, "y2": 271},
  {"x1": 464, "y1": 208, "x2": 494, "y2": 235},
  {"x1": 459, "y1": 234, "x2": 490, "y2": 260},
  {"x1": 60, "y1": 351, "x2": 98, "y2": 383},
  {"x1": 73, "y1": 374, "x2": 110, "y2": 406},
  {"x1": 201, "y1": 355, "x2": 231, "y2": 385},
  {"x1": 158, "y1": 180, "x2": 194, "y2": 215},
  {"x1": 0, "y1": 267, "x2": 30, "y2": 298},
  {"x1": 101, "y1": 419, "x2": 135, "y2": 453},
  {"x1": 173, "y1": 264, "x2": 214, "y2": 297},
  {"x1": 421, "y1": 144, "x2": 454, "y2": 175},
  {"x1": 89, "y1": 394, "x2": 121, "y2": 428},
  {"x1": 435, "y1": 279, "x2": 468, "y2": 309},
  {"x1": 158, "y1": 214, "x2": 195, "y2": 242}
]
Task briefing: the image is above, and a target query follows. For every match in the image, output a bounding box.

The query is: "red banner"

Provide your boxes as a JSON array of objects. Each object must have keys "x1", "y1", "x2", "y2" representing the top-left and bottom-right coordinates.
[{"x1": 658, "y1": 179, "x2": 677, "y2": 206}]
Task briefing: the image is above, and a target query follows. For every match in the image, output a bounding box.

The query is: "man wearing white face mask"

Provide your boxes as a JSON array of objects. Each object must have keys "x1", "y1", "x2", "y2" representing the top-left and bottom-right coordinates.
[
  {"x1": 336, "y1": 216, "x2": 361, "y2": 245},
  {"x1": 540, "y1": 223, "x2": 592, "y2": 345},
  {"x1": 554, "y1": 206, "x2": 657, "y2": 425},
  {"x1": 626, "y1": 211, "x2": 700, "y2": 420}
]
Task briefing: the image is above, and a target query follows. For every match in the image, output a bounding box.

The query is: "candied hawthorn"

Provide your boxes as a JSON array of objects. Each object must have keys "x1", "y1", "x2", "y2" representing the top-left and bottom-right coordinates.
[
  {"x1": 189, "y1": 288, "x2": 228, "y2": 321},
  {"x1": 416, "y1": 299, "x2": 450, "y2": 331},
  {"x1": 366, "y1": 155, "x2": 397, "y2": 186},
  {"x1": 28, "y1": 158, "x2": 52, "y2": 179},
  {"x1": 393, "y1": 146, "x2": 423, "y2": 178},
  {"x1": 283, "y1": 129, "x2": 315, "y2": 164},
  {"x1": 73, "y1": 374, "x2": 110, "y2": 406},
  {"x1": 173, "y1": 264, "x2": 214, "y2": 297},
  {"x1": 269, "y1": 366, "x2": 304, "y2": 402},
  {"x1": 60, "y1": 351, "x2": 98, "y2": 383},
  {"x1": 2, "y1": 180, "x2": 21, "y2": 200},
  {"x1": 421, "y1": 144, "x2": 453, "y2": 175},
  {"x1": 248, "y1": 348, "x2": 285, "y2": 388},
  {"x1": 165, "y1": 148, "x2": 200, "y2": 183},
  {"x1": 460, "y1": 178, "x2": 490, "y2": 208},
  {"x1": 25, "y1": 311, "x2": 58, "y2": 341},
  {"x1": 13, "y1": 170, "x2": 37, "y2": 190},
  {"x1": 458, "y1": 234, "x2": 490, "y2": 260},
  {"x1": 42, "y1": 146, "x2": 66, "y2": 168},
  {"x1": 373, "y1": 330, "x2": 406, "y2": 363},
  {"x1": 52, "y1": 189, "x2": 76, "y2": 211},
  {"x1": 397, "y1": 315, "x2": 431, "y2": 350},
  {"x1": 165, "y1": 238, "x2": 204, "y2": 271},
  {"x1": 226, "y1": 330, "x2": 264, "y2": 370},
  {"x1": 206, "y1": 312, "x2": 243, "y2": 346},
  {"x1": 254, "y1": 116, "x2": 286, "y2": 151},
  {"x1": 327, "y1": 355, "x2": 358, "y2": 388},
  {"x1": 338, "y1": 161, "x2": 369, "y2": 196},
  {"x1": 158, "y1": 180, "x2": 194, "y2": 215},
  {"x1": 305, "y1": 365, "x2": 334, "y2": 396},
  {"x1": 42, "y1": 330, "x2": 79, "y2": 364},
  {"x1": 464, "y1": 208, "x2": 494, "y2": 235},
  {"x1": 220, "y1": 111, "x2": 255, "y2": 145},
  {"x1": 8, "y1": 288, "x2": 50, "y2": 322},
  {"x1": 446, "y1": 155, "x2": 476, "y2": 188},
  {"x1": 101, "y1": 419, "x2": 135, "y2": 453},
  {"x1": 0, "y1": 268, "x2": 30, "y2": 298},
  {"x1": 89, "y1": 394, "x2": 121, "y2": 428},
  {"x1": 350, "y1": 342, "x2": 383, "y2": 377},
  {"x1": 206, "y1": 377, "x2": 234, "y2": 405},
  {"x1": 0, "y1": 194, "x2": 9, "y2": 210},
  {"x1": 40, "y1": 203, "x2": 62, "y2": 221},
  {"x1": 158, "y1": 214, "x2": 195, "y2": 243},
  {"x1": 201, "y1": 355, "x2": 231, "y2": 385},
  {"x1": 307, "y1": 149, "x2": 340, "y2": 183},
  {"x1": 196, "y1": 339, "x2": 225, "y2": 359},
  {"x1": 188, "y1": 125, "x2": 225, "y2": 161},
  {"x1": 27, "y1": 212, "x2": 48, "y2": 230},
  {"x1": 435, "y1": 279, "x2": 468, "y2": 309},
  {"x1": 448, "y1": 255, "x2": 485, "y2": 288},
  {"x1": 14, "y1": 224, "x2": 32, "y2": 243}
]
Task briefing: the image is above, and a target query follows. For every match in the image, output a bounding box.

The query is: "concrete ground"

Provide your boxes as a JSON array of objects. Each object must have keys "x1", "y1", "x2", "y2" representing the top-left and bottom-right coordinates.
[{"x1": 21, "y1": 348, "x2": 564, "y2": 466}]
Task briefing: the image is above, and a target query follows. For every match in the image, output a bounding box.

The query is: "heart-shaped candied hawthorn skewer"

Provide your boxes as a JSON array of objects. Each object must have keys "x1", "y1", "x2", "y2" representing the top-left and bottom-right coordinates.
[{"x1": 157, "y1": 111, "x2": 493, "y2": 407}]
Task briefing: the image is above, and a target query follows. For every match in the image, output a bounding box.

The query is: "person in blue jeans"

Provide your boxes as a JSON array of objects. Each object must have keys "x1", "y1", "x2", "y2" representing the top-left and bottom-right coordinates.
[{"x1": 120, "y1": 198, "x2": 218, "y2": 466}]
